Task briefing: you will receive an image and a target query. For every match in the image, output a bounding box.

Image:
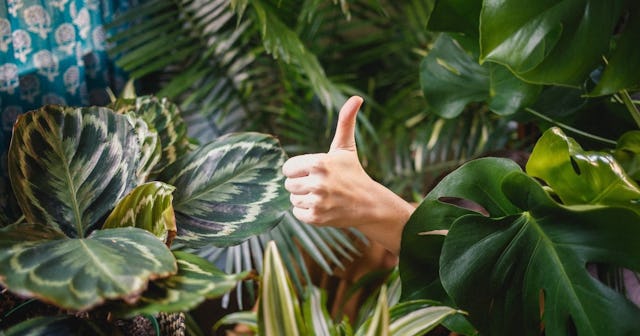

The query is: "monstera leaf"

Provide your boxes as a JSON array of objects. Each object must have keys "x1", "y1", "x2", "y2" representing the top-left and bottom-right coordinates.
[
  {"x1": 7, "y1": 105, "x2": 142, "y2": 237},
  {"x1": 119, "y1": 251, "x2": 249, "y2": 317},
  {"x1": 402, "y1": 157, "x2": 640, "y2": 335},
  {"x1": 0, "y1": 224, "x2": 177, "y2": 311},
  {"x1": 480, "y1": 0, "x2": 637, "y2": 91},
  {"x1": 612, "y1": 131, "x2": 640, "y2": 180},
  {"x1": 526, "y1": 127, "x2": 640, "y2": 213},
  {"x1": 103, "y1": 181, "x2": 177, "y2": 244},
  {"x1": 420, "y1": 34, "x2": 539, "y2": 118},
  {"x1": 159, "y1": 132, "x2": 289, "y2": 248}
]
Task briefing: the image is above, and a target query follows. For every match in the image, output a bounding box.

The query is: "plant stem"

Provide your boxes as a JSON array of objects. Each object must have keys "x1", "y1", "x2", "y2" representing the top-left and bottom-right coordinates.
[
  {"x1": 619, "y1": 90, "x2": 640, "y2": 128},
  {"x1": 524, "y1": 108, "x2": 617, "y2": 145}
]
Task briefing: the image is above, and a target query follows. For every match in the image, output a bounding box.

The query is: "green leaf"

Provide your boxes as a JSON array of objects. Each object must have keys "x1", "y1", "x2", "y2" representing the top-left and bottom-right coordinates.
[
  {"x1": 427, "y1": 0, "x2": 482, "y2": 36},
  {"x1": 160, "y1": 132, "x2": 289, "y2": 248},
  {"x1": 0, "y1": 225, "x2": 176, "y2": 311},
  {"x1": 589, "y1": 3, "x2": 640, "y2": 95},
  {"x1": 526, "y1": 127, "x2": 640, "y2": 212},
  {"x1": 388, "y1": 301, "x2": 461, "y2": 336},
  {"x1": 102, "y1": 182, "x2": 177, "y2": 244},
  {"x1": 613, "y1": 131, "x2": 640, "y2": 181},
  {"x1": 302, "y1": 287, "x2": 335, "y2": 336},
  {"x1": 440, "y1": 168, "x2": 640, "y2": 335},
  {"x1": 1, "y1": 316, "x2": 104, "y2": 336},
  {"x1": 8, "y1": 106, "x2": 141, "y2": 238},
  {"x1": 259, "y1": 241, "x2": 306, "y2": 336},
  {"x1": 214, "y1": 311, "x2": 258, "y2": 334},
  {"x1": 118, "y1": 251, "x2": 248, "y2": 317},
  {"x1": 480, "y1": 0, "x2": 628, "y2": 87},
  {"x1": 420, "y1": 34, "x2": 539, "y2": 118},
  {"x1": 355, "y1": 285, "x2": 389, "y2": 336},
  {"x1": 399, "y1": 158, "x2": 523, "y2": 303}
]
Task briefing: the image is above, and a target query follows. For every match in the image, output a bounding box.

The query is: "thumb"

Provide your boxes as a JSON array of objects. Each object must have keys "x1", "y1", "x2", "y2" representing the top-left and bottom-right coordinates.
[{"x1": 329, "y1": 96, "x2": 363, "y2": 152}]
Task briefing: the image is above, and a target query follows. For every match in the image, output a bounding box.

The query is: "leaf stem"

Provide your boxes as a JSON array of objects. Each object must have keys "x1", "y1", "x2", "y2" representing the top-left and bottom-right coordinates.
[
  {"x1": 619, "y1": 90, "x2": 640, "y2": 128},
  {"x1": 524, "y1": 108, "x2": 616, "y2": 145}
]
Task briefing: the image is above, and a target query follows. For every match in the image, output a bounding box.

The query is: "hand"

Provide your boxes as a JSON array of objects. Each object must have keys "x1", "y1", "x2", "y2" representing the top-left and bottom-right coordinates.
[{"x1": 282, "y1": 96, "x2": 414, "y2": 255}]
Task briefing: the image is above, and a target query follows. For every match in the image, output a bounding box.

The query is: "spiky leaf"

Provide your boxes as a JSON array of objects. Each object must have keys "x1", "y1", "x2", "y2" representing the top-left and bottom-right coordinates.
[
  {"x1": 102, "y1": 182, "x2": 177, "y2": 244},
  {"x1": 526, "y1": 127, "x2": 640, "y2": 213},
  {"x1": 159, "y1": 133, "x2": 288, "y2": 248},
  {"x1": 8, "y1": 106, "x2": 141, "y2": 237},
  {"x1": 119, "y1": 251, "x2": 249, "y2": 316},
  {"x1": 0, "y1": 225, "x2": 177, "y2": 311}
]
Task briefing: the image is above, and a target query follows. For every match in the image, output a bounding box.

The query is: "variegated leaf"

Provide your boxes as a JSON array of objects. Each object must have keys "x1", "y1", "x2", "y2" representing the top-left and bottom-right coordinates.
[
  {"x1": 119, "y1": 251, "x2": 249, "y2": 317},
  {"x1": 102, "y1": 182, "x2": 177, "y2": 245},
  {"x1": 0, "y1": 224, "x2": 177, "y2": 311},
  {"x1": 132, "y1": 116, "x2": 162, "y2": 184},
  {"x1": 8, "y1": 105, "x2": 141, "y2": 237},
  {"x1": 111, "y1": 96, "x2": 192, "y2": 175},
  {"x1": 160, "y1": 133, "x2": 289, "y2": 248}
]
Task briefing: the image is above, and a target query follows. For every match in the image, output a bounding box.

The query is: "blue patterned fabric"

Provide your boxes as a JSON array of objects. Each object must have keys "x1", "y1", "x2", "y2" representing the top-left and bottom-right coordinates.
[{"x1": 0, "y1": 0, "x2": 132, "y2": 222}]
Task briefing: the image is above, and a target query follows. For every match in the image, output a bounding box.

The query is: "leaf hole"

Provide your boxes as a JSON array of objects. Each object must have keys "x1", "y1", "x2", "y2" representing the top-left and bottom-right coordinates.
[
  {"x1": 437, "y1": 197, "x2": 489, "y2": 216},
  {"x1": 569, "y1": 156, "x2": 581, "y2": 175}
]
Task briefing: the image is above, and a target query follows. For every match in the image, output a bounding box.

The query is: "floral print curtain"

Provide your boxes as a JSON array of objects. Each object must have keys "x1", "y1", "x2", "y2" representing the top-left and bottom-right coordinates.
[{"x1": 0, "y1": 0, "x2": 132, "y2": 222}]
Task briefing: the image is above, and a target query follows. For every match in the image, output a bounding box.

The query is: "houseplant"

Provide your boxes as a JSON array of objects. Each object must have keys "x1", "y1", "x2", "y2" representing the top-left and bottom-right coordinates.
[
  {"x1": 400, "y1": 1, "x2": 640, "y2": 335},
  {"x1": 0, "y1": 94, "x2": 289, "y2": 334}
]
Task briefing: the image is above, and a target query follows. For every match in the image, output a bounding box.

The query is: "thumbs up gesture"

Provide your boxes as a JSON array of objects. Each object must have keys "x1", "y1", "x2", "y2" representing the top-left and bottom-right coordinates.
[{"x1": 282, "y1": 96, "x2": 414, "y2": 255}]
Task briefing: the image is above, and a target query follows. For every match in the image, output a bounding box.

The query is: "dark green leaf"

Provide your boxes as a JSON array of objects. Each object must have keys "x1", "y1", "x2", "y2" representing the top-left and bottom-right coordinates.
[
  {"x1": 526, "y1": 127, "x2": 640, "y2": 212},
  {"x1": 0, "y1": 225, "x2": 176, "y2": 311},
  {"x1": 427, "y1": 0, "x2": 482, "y2": 36},
  {"x1": 160, "y1": 133, "x2": 288, "y2": 248},
  {"x1": 8, "y1": 106, "x2": 141, "y2": 237},
  {"x1": 1, "y1": 316, "x2": 104, "y2": 336},
  {"x1": 480, "y1": 0, "x2": 627, "y2": 87},
  {"x1": 440, "y1": 169, "x2": 640, "y2": 335},
  {"x1": 102, "y1": 182, "x2": 177, "y2": 244},
  {"x1": 118, "y1": 251, "x2": 248, "y2": 316},
  {"x1": 613, "y1": 131, "x2": 640, "y2": 181},
  {"x1": 420, "y1": 34, "x2": 539, "y2": 118}
]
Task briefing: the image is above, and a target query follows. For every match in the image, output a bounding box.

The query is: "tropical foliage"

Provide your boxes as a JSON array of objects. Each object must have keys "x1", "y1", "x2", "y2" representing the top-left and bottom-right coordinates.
[
  {"x1": 400, "y1": 0, "x2": 640, "y2": 335},
  {"x1": 0, "y1": 95, "x2": 288, "y2": 333}
]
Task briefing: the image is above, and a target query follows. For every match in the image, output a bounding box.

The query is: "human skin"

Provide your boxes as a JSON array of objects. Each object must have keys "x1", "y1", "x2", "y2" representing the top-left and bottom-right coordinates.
[{"x1": 282, "y1": 96, "x2": 415, "y2": 255}]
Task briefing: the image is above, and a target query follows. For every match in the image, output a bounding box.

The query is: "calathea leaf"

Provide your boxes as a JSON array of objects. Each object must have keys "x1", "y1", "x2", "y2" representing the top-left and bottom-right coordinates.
[
  {"x1": 420, "y1": 34, "x2": 539, "y2": 118},
  {"x1": 0, "y1": 224, "x2": 177, "y2": 311},
  {"x1": 8, "y1": 105, "x2": 141, "y2": 237},
  {"x1": 526, "y1": 127, "x2": 640, "y2": 213},
  {"x1": 102, "y1": 181, "x2": 177, "y2": 245},
  {"x1": 117, "y1": 251, "x2": 249, "y2": 317},
  {"x1": 159, "y1": 132, "x2": 289, "y2": 248},
  {"x1": 439, "y1": 167, "x2": 640, "y2": 335}
]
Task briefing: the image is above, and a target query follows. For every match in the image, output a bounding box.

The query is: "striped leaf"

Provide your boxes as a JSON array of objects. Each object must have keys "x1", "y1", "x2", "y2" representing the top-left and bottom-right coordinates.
[
  {"x1": 102, "y1": 182, "x2": 177, "y2": 245},
  {"x1": 259, "y1": 241, "x2": 306, "y2": 336},
  {"x1": 387, "y1": 301, "x2": 461, "y2": 336},
  {"x1": 111, "y1": 96, "x2": 192, "y2": 176},
  {"x1": 119, "y1": 251, "x2": 249, "y2": 317},
  {"x1": 7, "y1": 105, "x2": 142, "y2": 238},
  {"x1": 0, "y1": 224, "x2": 177, "y2": 311},
  {"x1": 160, "y1": 133, "x2": 289, "y2": 248}
]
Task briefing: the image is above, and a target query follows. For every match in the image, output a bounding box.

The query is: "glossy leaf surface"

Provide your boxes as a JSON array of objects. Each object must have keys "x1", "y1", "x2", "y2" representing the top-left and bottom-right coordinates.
[
  {"x1": 0, "y1": 225, "x2": 176, "y2": 311},
  {"x1": 526, "y1": 127, "x2": 640, "y2": 213},
  {"x1": 8, "y1": 106, "x2": 141, "y2": 237},
  {"x1": 160, "y1": 133, "x2": 288, "y2": 248}
]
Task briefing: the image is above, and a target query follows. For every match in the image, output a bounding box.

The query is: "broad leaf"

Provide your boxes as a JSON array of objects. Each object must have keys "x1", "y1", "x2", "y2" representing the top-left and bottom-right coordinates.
[
  {"x1": 428, "y1": 0, "x2": 482, "y2": 37},
  {"x1": 0, "y1": 225, "x2": 176, "y2": 311},
  {"x1": 480, "y1": 0, "x2": 629, "y2": 88},
  {"x1": 111, "y1": 96, "x2": 192, "y2": 176},
  {"x1": 8, "y1": 106, "x2": 141, "y2": 237},
  {"x1": 613, "y1": 131, "x2": 640, "y2": 181},
  {"x1": 440, "y1": 169, "x2": 640, "y2": 335},
  {"x1": 420, "y1": 34, "x2": 539, "y2": 118},
  {"x1": 159, "y1": 132, "x2": 288, "y2": 248},
  {"x1": 102, "y1": 182, "x2": 177, "y2": 244},
  {"x1": 526, "y1": 127, "x2": 640, "y2": 213},
  {"x1": 118, "y1": 251, "x2": 249, "y2": 317},
  {"x1": 400, "y1": 158, "x2": 522, "y2": 302}
]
